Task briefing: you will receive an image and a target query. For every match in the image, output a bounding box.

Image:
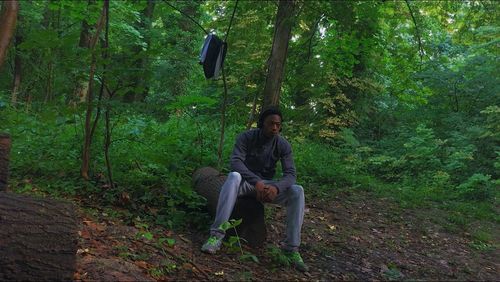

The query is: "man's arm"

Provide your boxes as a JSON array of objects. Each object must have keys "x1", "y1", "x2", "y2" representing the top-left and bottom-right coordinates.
[
  {"x1": 273, "y1": 141, "x2": 296, "y2": 194},
  {"x1": 230, "y1": 133, "x2": 262, "y2": 186}
]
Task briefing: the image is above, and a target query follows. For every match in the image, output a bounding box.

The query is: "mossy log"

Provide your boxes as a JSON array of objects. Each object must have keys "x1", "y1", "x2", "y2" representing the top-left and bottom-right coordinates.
[
  {"x1": 193, "y1": 167, "x2": 266, "y2": 248},
  {"x1": 0, "y1": 133, "x2": 11, "y2": 191},
  {"x1": 0, "y1": 192, "x2": 78, "y2": 281}
]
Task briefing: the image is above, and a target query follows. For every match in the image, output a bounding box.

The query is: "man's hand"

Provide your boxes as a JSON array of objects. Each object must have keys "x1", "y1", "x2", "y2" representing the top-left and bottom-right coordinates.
[
  {"x1": 263, "y1": 185, "x2": 278, "y2": 202},
  {"x1": 255, "y1": 181, "x2": 278, "y2": 203},
  {"x1": 255, "y1": 181, "x2": 266, "y2": 202}
]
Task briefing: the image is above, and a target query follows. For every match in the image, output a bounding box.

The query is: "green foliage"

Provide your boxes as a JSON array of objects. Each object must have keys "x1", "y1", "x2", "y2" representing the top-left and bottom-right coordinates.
[
  {"x1": 1, "y1": 108, "x2": 84, "y2": 196},
  {"x1": 219, "y1": 219, "x2": 259, "y2": 264},
  {"x1": 220, "y1": 219, "x2": 243, "y2": 253},
  {"x1": 266, "y1": 245, "x2": 290, "y2": 268},
  {"x1": 456, "y1": 173, "x2": 495, "y2": 202},
  {"x1": 402, "y1": 124, "x2": 443, "y2": 176},
  {"x1": 381, "y1": 263, "x2": 404, "y2": 281}
]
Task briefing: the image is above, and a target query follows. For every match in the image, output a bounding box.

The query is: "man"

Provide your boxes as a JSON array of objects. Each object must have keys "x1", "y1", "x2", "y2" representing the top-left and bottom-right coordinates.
[{"x1": 201, "y1": 107, "x2": 308, "y2": 272}]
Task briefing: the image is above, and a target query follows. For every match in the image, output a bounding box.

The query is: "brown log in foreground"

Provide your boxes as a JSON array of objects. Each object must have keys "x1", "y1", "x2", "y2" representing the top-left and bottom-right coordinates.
[
  {"x1": 193, "y1": 167, "x2": 266, "y2": 248},
  {"x1": 0, "y1": 191, "x2": 78, "y2": 280},
  {"x1": 0, "y1": 133, "x2": 11, "y2": 191}
]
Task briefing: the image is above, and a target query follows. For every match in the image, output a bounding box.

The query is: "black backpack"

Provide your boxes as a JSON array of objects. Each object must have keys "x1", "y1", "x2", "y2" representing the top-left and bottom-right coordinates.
[{"x1": 199, "y1": 34, "x2": 227, "y2": 79}]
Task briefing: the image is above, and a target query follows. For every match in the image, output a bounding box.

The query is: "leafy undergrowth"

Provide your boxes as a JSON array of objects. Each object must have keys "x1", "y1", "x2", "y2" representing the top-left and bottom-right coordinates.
[{"x1": 71, "y1": 190, "x2": 499, "y2": 281}]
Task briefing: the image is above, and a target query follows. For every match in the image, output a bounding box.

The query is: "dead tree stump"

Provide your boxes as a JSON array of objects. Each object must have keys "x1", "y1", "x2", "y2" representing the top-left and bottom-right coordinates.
[
  {"x1": 0, "y1": 133, "x2": 11, "y2": 191},
  {"x1": 193, "y1": 167, "x2": 266, "y2": 248},
  {"x1": 0, "y1": 192, "x2": 78, "y2": 281}
]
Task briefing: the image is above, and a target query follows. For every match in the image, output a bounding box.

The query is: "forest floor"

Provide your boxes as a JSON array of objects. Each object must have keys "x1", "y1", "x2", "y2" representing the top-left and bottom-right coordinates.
[{"x1": 73, "y1": 190, "x2": 499, "y2": 281}]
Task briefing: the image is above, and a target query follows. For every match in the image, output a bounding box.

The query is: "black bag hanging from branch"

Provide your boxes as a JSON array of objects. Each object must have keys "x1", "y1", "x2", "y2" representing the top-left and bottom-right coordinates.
[{"x1": 199, "y1": 34, "x2": 227, "y2": 79}]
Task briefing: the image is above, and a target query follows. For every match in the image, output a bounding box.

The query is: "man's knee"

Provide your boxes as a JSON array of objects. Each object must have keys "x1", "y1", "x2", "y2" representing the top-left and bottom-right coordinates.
[
  {"x1": 227, "y1": 171, "x2": 242, "y2": 183},
  {"x1": 290, "y1": 185, "x2": 304, "y2": 198}
]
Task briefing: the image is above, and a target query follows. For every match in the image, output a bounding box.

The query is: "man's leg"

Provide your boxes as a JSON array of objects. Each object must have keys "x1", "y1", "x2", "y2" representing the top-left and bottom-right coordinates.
[
  {"x1": 209, "y1": 172, "x2": 243, "y2": 238},
  {"x1": 272, "y1": 184, "x2": 305, "y2": 251},
  {"x1": 202, "y1": 172, "x2": 255, "y2": 254},
  {"x1": 272, "y1": 184, "x2": 308, "y2": 271}
]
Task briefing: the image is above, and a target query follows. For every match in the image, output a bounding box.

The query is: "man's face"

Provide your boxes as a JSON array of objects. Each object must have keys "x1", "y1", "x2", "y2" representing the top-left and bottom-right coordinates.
[{"x1": 262, "y1": 114, "x2": 282, "y2": 137}]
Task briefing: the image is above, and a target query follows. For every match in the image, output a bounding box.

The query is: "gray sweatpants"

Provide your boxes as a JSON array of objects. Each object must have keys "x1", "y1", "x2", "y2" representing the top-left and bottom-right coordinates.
[{"x1": 209, "y1": 171, "x2": 305, "y2": 252}]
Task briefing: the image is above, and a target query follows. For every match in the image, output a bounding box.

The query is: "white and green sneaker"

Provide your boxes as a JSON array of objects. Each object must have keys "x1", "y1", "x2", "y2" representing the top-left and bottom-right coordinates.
[{"x1": 201, "y1": 236, "x2": 223, "y2": 254}]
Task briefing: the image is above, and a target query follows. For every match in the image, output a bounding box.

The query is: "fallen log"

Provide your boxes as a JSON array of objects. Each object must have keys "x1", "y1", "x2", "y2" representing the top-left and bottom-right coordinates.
[
  {"x1": 0, "y1": 192, "x2": 78, "y2": 281},
  {"x1": 0, "y1": 133, "x2": 78, "y2": 280},
  {"x1": 193, "y1": 167, "x2": 266, "y2": 248},
  {"x1": 0, "y1": 133, "x2": 11, "y2": 191}
]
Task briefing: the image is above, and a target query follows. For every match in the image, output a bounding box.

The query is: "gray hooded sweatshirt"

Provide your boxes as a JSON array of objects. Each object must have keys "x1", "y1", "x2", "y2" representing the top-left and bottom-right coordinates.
[{"x1": 230, "y1": 128, "x2": 297, "y2": 194}]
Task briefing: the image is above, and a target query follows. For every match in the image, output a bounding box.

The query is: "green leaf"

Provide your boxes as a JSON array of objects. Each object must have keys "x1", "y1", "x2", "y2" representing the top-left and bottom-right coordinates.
[
  {"x1": 141, "y1": 232, "x2": 154, "y2": 240},
  {"x1": 166, "y1": 238, "x2": 176, "y2": 247},
  {"x1": 219, "y1": 221, "x2": 232, "y2": 231}
]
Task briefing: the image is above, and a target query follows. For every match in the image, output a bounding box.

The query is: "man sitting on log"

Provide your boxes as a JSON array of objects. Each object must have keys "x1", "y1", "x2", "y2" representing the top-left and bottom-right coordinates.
[{"x1": 201, "y1": 107, "x2": 308, "y2": 272}]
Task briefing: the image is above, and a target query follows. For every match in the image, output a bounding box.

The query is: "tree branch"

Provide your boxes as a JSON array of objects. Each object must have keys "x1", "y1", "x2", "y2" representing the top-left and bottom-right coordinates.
[
  {"x1": 405, "y1": 0, "x2": 424, "y2": 65},
  {"x1": 162, "y1": 0, "x2": 208, "y2": 35}
]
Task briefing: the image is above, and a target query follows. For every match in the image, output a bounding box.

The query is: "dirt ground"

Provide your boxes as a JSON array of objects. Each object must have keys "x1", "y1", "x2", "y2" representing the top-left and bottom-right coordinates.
[{"x1": 74, "y1": 191, "x2": 499, "y2": 281}]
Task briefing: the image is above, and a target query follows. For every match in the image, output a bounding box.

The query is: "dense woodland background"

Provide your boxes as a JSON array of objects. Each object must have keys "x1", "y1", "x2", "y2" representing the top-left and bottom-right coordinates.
[{"x1": 0, "y1": 0, "x2": 498, "y2": 278}]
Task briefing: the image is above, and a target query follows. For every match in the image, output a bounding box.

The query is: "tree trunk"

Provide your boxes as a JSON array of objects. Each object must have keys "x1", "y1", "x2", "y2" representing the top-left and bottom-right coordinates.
[
  {"x1": 11, "y1": 30, "x2": 22, "y2": 106},
  {"x1": 41, "y1": 0, "x2": 55, "y2": 104},
  {"x1": 123, "y1": 0, "x2": 155, "y2": 103},
  {"x1": 0, "y1": 0, "x2": 19, "y2": 70},
  {"x1": 137, "y1": 0, "x2": 155, "y2": 102},
  {"x1": 262, "y1": 0, "x2": 295, "y2": 109},
  {"x1": 0, "y1": 191, "x2": 78, "y2": 281},
  {"x1": 102, "y1": 4, "x2": 114, "y2": 190},
  {"x1": 0, "y1": 134, "x2": 11, "y2": 191},
  {"x1": 44, "y1": 61, "x2": 54, "y2": 103},
  {"x1": 74, "y1": 0, "x2": 95, "y2": 104},
  {"x1": 192, "y1": 167, "x2": 267, "y2": 248},
  {"x1": 81, "y1": 2, "x2": 107, "y2": 180}
]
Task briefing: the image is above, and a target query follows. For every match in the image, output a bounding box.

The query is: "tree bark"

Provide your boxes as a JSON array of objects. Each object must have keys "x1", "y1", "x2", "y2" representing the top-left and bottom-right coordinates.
[
  {"x1": 262, "y1": 0, "x2": 295, "y2": 109},
  {"x1": 41, "y1": 0, "x2": 56, "y2": 104},
  {"x1": 74, "y1": 0, "x2": 95, "y2": 104},
  {"x1": 0, "y1": 192, "x2": 78, "y2": 281},
  {"x1": 81, "y1": 1, "x2": 108, "y2": 180},
  {"x1": 192, "y1": 167, "x2": 267, "y2": 248},
  {"x1": 11, "y1": 30, "x2": 22, "y2": 106},
  {"x1": 0, "y1": 0, "x2": 19, "y2": 70},
  {"x1": 0, "y1": 134, "x2": 11, "y2": 191},
  {"x1": 102, "y1": 2, "x2": 114, "y2": 189}
]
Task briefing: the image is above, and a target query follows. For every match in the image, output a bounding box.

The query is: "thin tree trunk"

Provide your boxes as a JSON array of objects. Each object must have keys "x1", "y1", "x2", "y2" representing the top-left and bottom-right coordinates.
[
  {"x1": 217, "y1": 66, "x2": 229, "y2": 169},
  {"x1": 246, "y1": 90, "x2": 259, "y2": 130},
  {"x1": 136, "y1": 0, "x2": 155, "y2": 102},
  {"x1": 104, "y1": 101, "x2": 114, "y2": 188},
  {"x1": 453, "y1": 82, "x2": 459, "y2": 112},
  {"x1": 81, "y1": 1, "x2": 107, "y2": 180},
  {"x1": 74, "y1": 0, "x2": 94, "y2": 104},
  {"x1": 41, "y1": 0, "x2": 55, "y2": 103},
  {"x1": 0, "y1": 0, "x2": 19, "y2": 70},
  {"x1": 262, "y1": 0, "x2": 295, "y2": 109},
  {"x1": 44, "y1": 62, "x2": 53, "y2": 103},
  {"x1": 123, "y1": 0, "x2": 155, "y2": 103},
  {"x1": 405, "y1": 0, "x2": 424, "y2": 66},
  {"x1": 25, "y1": 92, "x2": 31, "y2": 112},
  {"x1": 11, "y1": 31, "x2": 22, "y2": 106},
  {"x1": 102, "y1": 0, "x2": 114, "y2": 189}
]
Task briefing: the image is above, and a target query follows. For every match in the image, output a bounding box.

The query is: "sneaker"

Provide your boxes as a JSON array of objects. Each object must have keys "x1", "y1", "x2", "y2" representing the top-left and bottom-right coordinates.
[
  {"x1": 201, "y1": 236, "x2": 223, "y2": 254},
  {"x1": 284, "y1": 251, "x2": 309, "y2": 272}
]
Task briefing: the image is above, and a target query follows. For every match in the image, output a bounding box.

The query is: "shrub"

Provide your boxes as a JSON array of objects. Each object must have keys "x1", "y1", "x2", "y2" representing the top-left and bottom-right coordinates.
[{"x1": 456, "y1": 173, "x2": 495, "y2": 201}]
